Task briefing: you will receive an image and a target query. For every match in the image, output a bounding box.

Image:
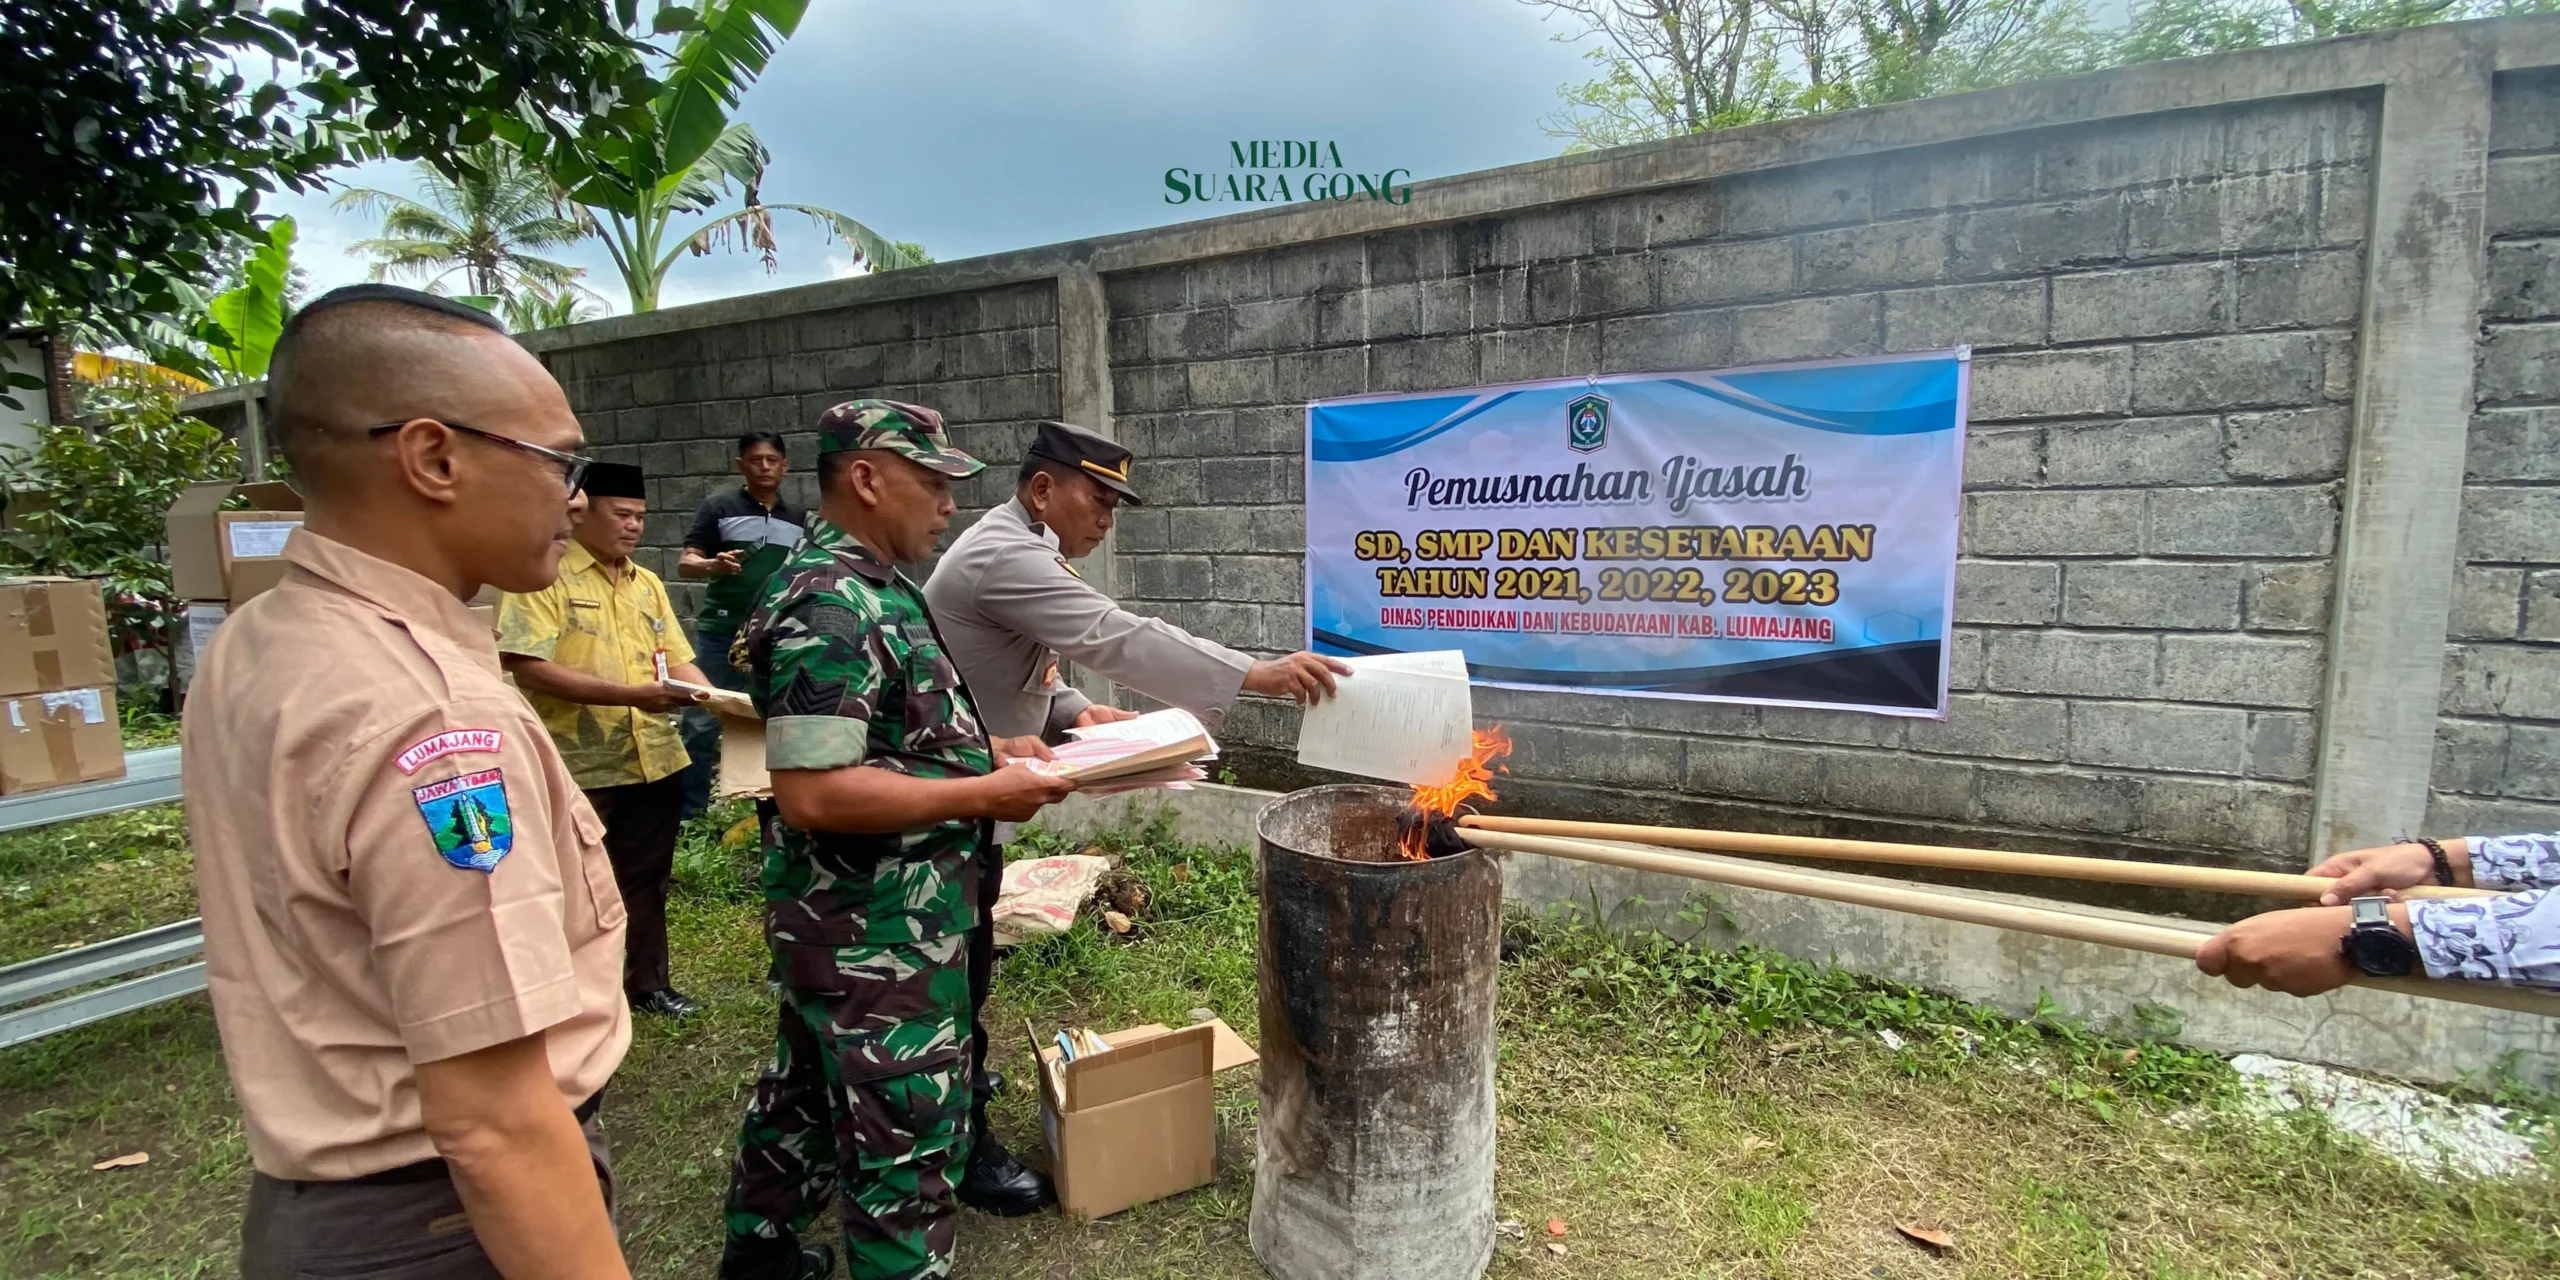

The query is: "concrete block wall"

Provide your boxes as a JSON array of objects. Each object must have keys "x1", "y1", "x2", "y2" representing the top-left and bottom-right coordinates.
[
  {"x1": 538, "y1": 281, "x2": 1061, "y2": 615},
  {"x1": 480, "y1": 22, "x2": 2560, "y2": 905},
  {"x1": 2432, "y1": 67, "x2": 2560, "y2": 837},
  {"x1": 1102, "y1": 92, "x2": 2376, "y2": 876}
]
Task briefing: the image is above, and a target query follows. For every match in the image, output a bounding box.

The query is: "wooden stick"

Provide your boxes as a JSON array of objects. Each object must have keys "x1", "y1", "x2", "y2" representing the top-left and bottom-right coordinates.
[
  {"x1": 1456, "y1": 828, "x2": 2560, "y2": 1020},
  {"x1": 1457, "y1": 814, "x2": 2493, "y2": 902}
]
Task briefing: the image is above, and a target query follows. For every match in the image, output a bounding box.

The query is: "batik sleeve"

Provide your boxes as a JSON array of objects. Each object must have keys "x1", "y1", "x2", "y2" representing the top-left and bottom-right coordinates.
[{"x1": 2462, "y1": 832, "x2": 2560, "y2": 891}]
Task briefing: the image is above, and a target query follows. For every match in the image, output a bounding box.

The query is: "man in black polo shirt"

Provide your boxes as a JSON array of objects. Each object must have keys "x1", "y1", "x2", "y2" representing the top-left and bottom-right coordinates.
[{"x1": 676, "y1": 430, "x2": 809, "y2": 818}]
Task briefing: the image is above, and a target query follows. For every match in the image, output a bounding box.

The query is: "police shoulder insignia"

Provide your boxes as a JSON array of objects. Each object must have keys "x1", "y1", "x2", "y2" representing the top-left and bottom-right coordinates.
[
  {"x1": 394, "y1": 728, "x2": 504, "y2": 775},
  {"x1": 411, "y1": 768, "x2": 515, "y2": 872},
  {"x1": 1055, "y1": 555, "x2": 1081, "y2": 579}
]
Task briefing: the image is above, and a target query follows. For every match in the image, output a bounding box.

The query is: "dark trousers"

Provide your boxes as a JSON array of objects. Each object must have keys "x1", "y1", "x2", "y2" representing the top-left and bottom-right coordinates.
[
  {"x1": 240, "y1": 1109, "x2": 612, "y2": 1278},
  {"x1": 680, "y1": 626, "x2": 742, "y2": 820},
  {"x1": 586, "y1": 772, "x2": 687, "y2": 996},
  {"x1": 967, "y1": 842, "x2": 1003, "y2": 1123}
]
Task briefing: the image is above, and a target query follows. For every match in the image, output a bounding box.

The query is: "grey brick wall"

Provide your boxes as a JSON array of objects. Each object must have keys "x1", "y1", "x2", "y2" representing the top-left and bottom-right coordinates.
[
  {"x1": 1102, "y1": 92, "x2": 2373, "y2": 873},
  {"x1": 543, "y1": 282, "x2": 1059, "y2": 619},
  {"x1": 519, "y1": 40, "x2": 2560, "y2": 892},
  {"x1": 2430, "y1": 68, "x2": 2560, "y2": 838}
]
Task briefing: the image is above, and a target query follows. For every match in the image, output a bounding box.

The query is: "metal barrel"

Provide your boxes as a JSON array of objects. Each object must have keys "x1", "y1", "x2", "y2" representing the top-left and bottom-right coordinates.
[{"x1": 1249, "y1": 784, "x2": 1500, "y2": 1280}]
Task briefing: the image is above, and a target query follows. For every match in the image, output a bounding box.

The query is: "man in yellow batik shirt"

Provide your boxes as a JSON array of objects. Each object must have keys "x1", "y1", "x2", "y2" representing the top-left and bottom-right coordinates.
[{"x1": 499, "y1": 460, "x2": 713, "y2": 1018}]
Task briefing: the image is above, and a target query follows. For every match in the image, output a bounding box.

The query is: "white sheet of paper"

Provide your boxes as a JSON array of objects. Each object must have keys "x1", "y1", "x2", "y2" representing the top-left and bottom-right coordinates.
[
  {"x1": 1295, "y1": 650, "x2": 1474, "y2": 786},
  {"x1": 1063, "y1": 707, "x2": 1207, "y2": 747},
  {"x1": 226, "y1": 520, "x2": 301, "y2": 559},
  {"x1": 186, "y1": 603, "x2": 227, "y2": 661}
]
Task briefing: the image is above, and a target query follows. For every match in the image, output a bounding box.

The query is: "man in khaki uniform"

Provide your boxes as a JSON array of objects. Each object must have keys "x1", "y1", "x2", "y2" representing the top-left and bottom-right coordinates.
[
  {"x1": 926, "y1": 421, "x2": 1348, "y2": 743},
  {"x1": 921, "y1": 419, "x2": 1346, "y2": 1212},
  {"x1": 499, "y1": 460, "x2": 712, "y2": 1019},
  {"x1": 184, "y1": 284, "x2": 632, "y2": 1279}
]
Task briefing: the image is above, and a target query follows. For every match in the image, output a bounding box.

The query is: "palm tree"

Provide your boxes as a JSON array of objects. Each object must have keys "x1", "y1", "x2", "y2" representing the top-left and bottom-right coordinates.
[
  {"x1": 535, "y1": 0, "x2": 920, "y2": 313},
  {"x1": 586, "y1": 121, "x2": 916, "y2": 314},
  {"x1": 504, "y1": 282, "x2": 608, "y2": 332},
  {"x1": 334, "y1": 143, "x2": 592, "y2": 306}
]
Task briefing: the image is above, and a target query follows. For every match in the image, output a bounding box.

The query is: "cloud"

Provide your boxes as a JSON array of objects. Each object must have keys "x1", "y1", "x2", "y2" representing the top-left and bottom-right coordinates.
[{"x1": 264, "y1": 2, "x2": 1595, "y2": 316}]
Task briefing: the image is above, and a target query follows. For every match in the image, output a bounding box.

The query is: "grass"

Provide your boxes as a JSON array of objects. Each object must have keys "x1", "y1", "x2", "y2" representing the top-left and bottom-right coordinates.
[
  {"x1": 3, "y1": 806, "x2": 2558, "y2": 1277},
  {"x1": 0, "y1": 805, "x2": 195, "y2": 967},
  {"x1": 117, "y1": 707, "x2": 181, "y2": 751}
]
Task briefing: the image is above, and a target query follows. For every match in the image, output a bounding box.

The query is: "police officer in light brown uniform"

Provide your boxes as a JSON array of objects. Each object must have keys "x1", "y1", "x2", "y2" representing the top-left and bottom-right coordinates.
[
  {"x1": 184, "y1": 284, "x2": 632, "y2": 1279},
  {"x1": 922, "y1": 419, "x2": 1347, "y2": 1212}
]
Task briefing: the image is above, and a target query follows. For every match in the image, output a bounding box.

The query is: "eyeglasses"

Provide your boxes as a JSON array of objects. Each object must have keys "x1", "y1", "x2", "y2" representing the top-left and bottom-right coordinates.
[{"x1": 366, "y1": 420, "x2": 593, "y2": 494}]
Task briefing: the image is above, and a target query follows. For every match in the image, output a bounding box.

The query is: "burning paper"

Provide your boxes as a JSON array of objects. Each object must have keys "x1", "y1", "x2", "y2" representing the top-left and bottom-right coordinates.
[{"x1": 1397, "y1": 726, "x2": 1512, "y2": 859}]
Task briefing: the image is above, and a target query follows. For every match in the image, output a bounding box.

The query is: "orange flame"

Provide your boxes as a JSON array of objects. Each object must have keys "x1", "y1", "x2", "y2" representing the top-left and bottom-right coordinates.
[{"x1": 1398, "y1": 726, "x2": 1513, "y2": 859}]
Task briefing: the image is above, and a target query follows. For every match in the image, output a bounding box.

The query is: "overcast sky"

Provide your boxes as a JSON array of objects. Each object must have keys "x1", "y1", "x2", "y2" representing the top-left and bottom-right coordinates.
[{"x1": 266, "y1": 1, "x2": 1601, "y2": 315}]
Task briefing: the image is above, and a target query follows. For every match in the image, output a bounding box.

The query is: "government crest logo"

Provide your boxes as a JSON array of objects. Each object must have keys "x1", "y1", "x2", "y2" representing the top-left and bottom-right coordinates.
[
  {"x1": 1567, "y1": 392, "x2": 1610, "y2": 454},
  {"x1": 412, "y1": 768, "x2": 515, "y2": 872}
]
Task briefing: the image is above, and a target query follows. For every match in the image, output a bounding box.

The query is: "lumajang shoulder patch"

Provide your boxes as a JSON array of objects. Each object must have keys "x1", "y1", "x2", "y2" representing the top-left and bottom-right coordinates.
[
  {"x1": 395, "y1": 728, "x2": 504, "y2": 775},
  {"x1": 411, "y1": 768, "x2": 515, "y2": 872}
]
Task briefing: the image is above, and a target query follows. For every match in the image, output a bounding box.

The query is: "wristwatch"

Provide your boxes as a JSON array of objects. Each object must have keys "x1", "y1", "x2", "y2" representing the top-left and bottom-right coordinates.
[{"x1": 2338, "y1": 896, "x2": 2418, "y2": 977}]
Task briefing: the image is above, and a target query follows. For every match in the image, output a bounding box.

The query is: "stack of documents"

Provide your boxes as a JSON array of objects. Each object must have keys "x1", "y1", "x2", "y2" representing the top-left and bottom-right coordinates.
[
  {"x1": 1294, "y1": 650, "x2": 1476, "y2": 786},
  {"x1": 1027, "y1": 708, "x2": 1219, "y2": 795}
]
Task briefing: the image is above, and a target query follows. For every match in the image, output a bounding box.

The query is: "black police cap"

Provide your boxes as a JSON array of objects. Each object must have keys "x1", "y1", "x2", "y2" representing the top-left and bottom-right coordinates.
[{"x1": 1026, "y1": 420, "x2": 1142, "y2": 505}]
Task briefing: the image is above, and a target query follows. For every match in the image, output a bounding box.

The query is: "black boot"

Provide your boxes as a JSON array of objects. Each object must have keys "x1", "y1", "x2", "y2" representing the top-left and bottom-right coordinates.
[
  {"x1": 957, "y1": 1105, "x2": 1053, "y2": 1216},
  {"x1": 718, "y1": 1235, "x2": 835, "y2": 1280}
]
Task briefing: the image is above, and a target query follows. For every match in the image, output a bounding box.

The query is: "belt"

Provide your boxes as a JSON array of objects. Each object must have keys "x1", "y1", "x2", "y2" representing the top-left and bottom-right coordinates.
[{"x1": 332, "y1": 1090, "x2": 605, "y2": 1188}]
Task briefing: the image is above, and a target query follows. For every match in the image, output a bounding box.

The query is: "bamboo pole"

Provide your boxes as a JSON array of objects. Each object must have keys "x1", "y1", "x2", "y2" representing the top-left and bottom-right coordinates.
[
  {"x1": 1456, "y1": 827, "x2": 2560, "y2": 1020},
  {"x1": 1457, "y1": 814, "x2": 2493, "y2": 902}
]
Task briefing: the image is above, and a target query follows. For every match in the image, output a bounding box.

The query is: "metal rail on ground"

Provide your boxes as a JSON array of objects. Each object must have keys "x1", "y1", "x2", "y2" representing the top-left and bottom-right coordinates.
[
  {"x1": 0, "y1": 745, "x2": 182, "y2": 834},
  {"x1": 0, "y1": 746, "x2": 206, "y2": 1049}
]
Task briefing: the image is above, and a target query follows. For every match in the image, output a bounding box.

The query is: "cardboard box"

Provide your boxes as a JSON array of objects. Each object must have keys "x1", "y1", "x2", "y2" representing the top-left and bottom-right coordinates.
[
  {"x1": 166, "y1": 480, "x2": 303, "y2": 604},
  {"x1": 1035, "y1": 1018, "x2": 1259, "y2": 1219},
  {"x1": 0, "y1": 684, "x2": 125, "y2": 795},
  {"x1": 0, "y1": 577, "x2": 113, "y2": 697}
]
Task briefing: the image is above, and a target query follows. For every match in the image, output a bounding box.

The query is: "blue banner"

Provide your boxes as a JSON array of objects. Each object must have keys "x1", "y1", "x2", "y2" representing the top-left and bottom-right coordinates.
[{"x1": 1304, "y1": 351, "x2": 1969, "y2": 715}]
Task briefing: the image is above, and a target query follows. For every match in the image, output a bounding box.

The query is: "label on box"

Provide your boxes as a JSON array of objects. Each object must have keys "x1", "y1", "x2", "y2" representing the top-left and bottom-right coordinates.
[
  {"x1": 6, "y1": 702, "x2": 18, "y2": 729},
  {"x1": 227, "y1": 520, "x2": 301, "y2": 559},
  {"x1": 187, "y1": 603, "x2": 227, "y2": 659},
  {"x1": 41, "y1": 688, "x2": 105, "y2": 724}
]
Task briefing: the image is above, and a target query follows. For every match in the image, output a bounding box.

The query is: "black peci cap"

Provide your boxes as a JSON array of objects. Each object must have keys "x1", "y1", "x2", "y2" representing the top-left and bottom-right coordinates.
[
  {"x1": 582, "y1": 461, "x2": 647, "y2": 500},
  {"x1": 1026, "y1": 420, "x2": 1142, "y2": 504}
]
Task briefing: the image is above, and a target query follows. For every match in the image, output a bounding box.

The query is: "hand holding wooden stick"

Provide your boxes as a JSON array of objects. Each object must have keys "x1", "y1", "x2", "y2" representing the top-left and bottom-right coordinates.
[
  {"x1": 1455, "y1": 815, "x2": 2494, "y2": 903},
  {"x1": 1453, "y1": 827, "x2": 2560, "y2": 1019}
]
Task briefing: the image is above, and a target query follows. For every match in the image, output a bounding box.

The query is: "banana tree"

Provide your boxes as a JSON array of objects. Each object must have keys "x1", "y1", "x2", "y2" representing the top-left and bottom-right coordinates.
[
  {"x1": 198, "y1": 217, "x2": 297, "y2": 383},
  {"x1": 539, "y1": 0, "x2": 917, "y2": 313}
]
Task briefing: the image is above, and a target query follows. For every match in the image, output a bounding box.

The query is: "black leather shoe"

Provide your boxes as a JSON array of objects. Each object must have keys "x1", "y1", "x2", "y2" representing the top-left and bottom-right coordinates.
[
  {"x1": 718, "y1": 1237, "x2": 834, "y2": 1280},
  {"x1": 957, "y1": 1130, "x2": 1054, "y2": 1216},
  {"x1": 630, "y1": 988, "x2": 703, "y2": 1018}
]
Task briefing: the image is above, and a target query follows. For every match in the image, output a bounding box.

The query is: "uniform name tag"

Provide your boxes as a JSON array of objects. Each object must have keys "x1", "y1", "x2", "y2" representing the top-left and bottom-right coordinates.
[
  {"x1": 412, "y1": 768, "x2": 515, "y2": 872},
  {"x1": 395, "y1": 729, "x2": 504, "y2": 775}
]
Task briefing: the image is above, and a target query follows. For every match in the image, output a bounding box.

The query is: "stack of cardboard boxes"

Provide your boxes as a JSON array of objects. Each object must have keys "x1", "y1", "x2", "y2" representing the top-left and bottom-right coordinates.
[
  {"x1": 0, "y1": 576, "x2": 125, "y2": 795},
  {"x1": 166, "y1": 479, "x2": 305, "y2": 670}
]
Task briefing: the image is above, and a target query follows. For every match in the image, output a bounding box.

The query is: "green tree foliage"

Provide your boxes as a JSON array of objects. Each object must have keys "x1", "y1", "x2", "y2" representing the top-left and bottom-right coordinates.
[
  {"x1": 335, "y1": 143, "x2": 594, "y2": 308},
  {"x1": 1524, "y1": 0, "x2": 2545, "y2": 149},
  {"x1": 0, "y1": 375, "x2": 238, "y2": 660},
  {"x1": 504, "y1": 285, "x2": 610, "y2": 332},
  {"x1": 0, "y1": 0, "x2": 664, "y2": 355},
  {"x1": 2116, "y1": 0, "x2": 2556, "y2": 64},
  {"x1": 536, "y1": 0, "x2": 920, "y2": 313},
  {"x1": 199, "y1": 217, "x2": 297, "y2": 383}
]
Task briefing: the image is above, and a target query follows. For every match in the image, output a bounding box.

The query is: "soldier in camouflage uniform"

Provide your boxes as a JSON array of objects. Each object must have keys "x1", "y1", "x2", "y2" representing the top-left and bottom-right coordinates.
[{"x1": 718, "y1": 400, "x2": 1077, "y2": 1280}]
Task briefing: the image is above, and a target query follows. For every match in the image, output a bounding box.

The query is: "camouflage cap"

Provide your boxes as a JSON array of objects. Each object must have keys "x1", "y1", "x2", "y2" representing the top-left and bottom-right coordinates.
[{"x1": 813, "y1": 399, "x2": 984, "y2": 478}]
